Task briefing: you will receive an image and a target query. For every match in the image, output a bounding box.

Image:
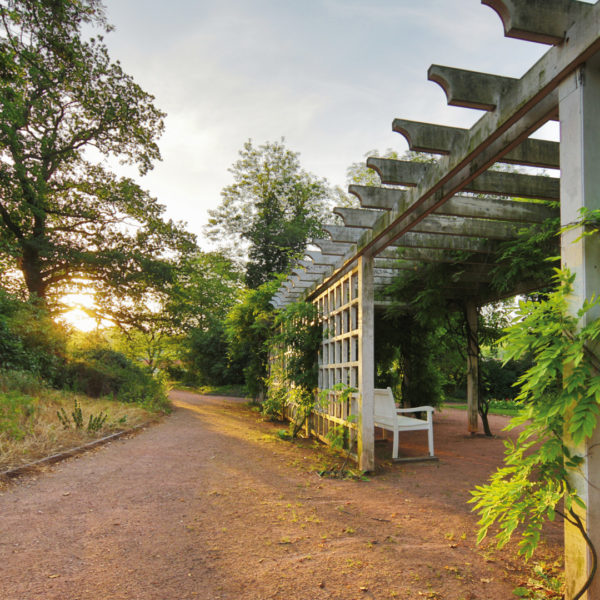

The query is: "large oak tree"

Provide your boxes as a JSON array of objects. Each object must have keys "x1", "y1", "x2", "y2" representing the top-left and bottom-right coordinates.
[{"x1": 0, "y1": 0, "x2": 195, "y2": 309}]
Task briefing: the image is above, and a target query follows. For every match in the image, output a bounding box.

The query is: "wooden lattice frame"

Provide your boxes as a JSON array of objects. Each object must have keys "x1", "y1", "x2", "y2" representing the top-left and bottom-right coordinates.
[{"x1": 309, "y1": 267, "x2": 360, "y2": 445}]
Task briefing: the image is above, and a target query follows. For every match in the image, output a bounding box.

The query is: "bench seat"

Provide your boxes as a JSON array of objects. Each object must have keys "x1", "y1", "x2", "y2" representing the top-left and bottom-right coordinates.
[{"x1": 373, "y1": 387, "x2": 435, "y2": 459}]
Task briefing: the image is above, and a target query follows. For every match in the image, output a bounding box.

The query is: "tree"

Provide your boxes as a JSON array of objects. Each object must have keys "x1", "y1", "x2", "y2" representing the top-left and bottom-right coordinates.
[
  {"x1": 0, "y1": 0, "x2": 194, "y2": 307},
  {"x1": 206, "y1": 139, "x2": 332, "y2": 288},
  {"x1": 173, "y1": 252, "x2": 245, "y2": 385},
  {"x1": 225, "y1": 277, "x2": 282, "y2": 400},
  {"x1": 100, "y1": 251, "x2": 243, "y2": 378}
]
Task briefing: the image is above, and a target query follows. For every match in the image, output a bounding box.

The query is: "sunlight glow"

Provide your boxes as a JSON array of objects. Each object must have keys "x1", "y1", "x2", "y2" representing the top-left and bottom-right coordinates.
[{"x1": 58, "y1": 293, "x2": 113, "y2": 332}]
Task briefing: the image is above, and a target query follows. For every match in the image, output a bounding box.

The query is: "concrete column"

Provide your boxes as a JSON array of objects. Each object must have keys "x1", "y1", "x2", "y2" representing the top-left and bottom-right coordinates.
[
  {"x1": 466, "y1": 301, "x2": 479, "y2": 434},
  {"x1": 357, "y1": 255, "x2": 375, "y2": 471},
  {"x1": 559, "y1": 59, "x2": 600, "y2": 600}
]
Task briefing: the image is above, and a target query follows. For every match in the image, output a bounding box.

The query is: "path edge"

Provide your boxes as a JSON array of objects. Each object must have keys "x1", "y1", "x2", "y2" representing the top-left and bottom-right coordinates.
[{"x1": 0, "y1": 424, "x2": 152, "y2": 480}]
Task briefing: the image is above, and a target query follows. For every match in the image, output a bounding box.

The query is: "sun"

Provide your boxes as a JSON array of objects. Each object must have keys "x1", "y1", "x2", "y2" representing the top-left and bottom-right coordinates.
[{"x1": 58, "y1": 292, "x2": 113, "y2": 332}]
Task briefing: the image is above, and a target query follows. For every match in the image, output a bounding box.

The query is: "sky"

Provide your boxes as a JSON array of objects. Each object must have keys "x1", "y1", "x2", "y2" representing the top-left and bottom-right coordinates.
[{"x1": 98, "y1": 0, "x2": 563, "y2": 249}]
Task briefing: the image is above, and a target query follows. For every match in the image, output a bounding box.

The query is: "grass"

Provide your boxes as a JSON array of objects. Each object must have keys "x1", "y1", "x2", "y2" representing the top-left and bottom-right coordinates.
[
  {"x1": 0, "y1": 372, "x2": 160, "y2": 472},
  {"x1": 443, "y1": 399, "x2": 520, "y2": 417},
  {"x1": 180, "y1": 383, "x2": 247, "y2": 398}
]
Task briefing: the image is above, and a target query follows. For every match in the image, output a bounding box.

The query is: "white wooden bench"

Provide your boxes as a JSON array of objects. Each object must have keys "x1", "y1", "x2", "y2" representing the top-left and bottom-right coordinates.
[{"x1": 373, "y1": 387, "x2": 435, "y2": 459}]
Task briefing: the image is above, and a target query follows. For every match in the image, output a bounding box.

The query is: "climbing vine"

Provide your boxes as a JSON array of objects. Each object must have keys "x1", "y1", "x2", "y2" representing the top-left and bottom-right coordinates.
[
  {"x1": 265, "y1": 300, "x2": 322, "y2": 437},
  {"x1": 470, "y1": 269, "x2": 600, "y2": 599}
]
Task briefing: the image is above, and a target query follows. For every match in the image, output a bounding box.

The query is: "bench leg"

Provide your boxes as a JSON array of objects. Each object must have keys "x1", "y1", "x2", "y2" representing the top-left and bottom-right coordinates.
[
  {"x1": 393, "y1": 427, "x2": 399, "y2": 459},
  {"x1": 428, "y1": 426, "x2": 434, "y2": 457}
]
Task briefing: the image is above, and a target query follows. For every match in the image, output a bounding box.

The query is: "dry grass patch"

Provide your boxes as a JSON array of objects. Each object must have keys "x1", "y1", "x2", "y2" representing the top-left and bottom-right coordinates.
[{"x1": 0, "y1": 383, "x2": 159, "y2": 471}]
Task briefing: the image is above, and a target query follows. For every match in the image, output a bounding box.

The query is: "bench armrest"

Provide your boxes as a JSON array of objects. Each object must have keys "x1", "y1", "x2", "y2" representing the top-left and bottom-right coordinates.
[{"x1": 396, "y1": 406, "x2": 434, "y2": 414}]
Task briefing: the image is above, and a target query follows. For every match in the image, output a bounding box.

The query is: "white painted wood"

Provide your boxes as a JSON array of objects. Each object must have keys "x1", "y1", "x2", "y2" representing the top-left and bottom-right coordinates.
[
  {"x1": 358, "y1": 255, "x2": 375, "y2": 471},
  {"x1": 373, "y1": 388, "x2": 434, "y2": 458},
  {"x1": 559, "y1": 58, "x2": 600, "y2": 600}
]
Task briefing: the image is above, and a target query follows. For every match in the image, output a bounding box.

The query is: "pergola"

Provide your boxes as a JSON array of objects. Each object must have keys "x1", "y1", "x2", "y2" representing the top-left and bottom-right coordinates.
[{"x1": 271, "y1": 2, "x2": 600, "y2": 596}]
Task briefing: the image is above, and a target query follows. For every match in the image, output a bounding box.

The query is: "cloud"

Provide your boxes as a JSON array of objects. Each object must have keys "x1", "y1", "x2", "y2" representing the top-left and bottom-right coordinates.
[{"x1": 101, "y1": 0, "x2": 560, "y2": 246}]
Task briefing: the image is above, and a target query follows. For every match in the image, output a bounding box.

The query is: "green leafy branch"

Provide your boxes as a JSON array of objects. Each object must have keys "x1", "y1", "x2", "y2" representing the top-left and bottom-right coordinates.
[{"x1": 470, "y1": 269, "x2": 600, "y2": 599}]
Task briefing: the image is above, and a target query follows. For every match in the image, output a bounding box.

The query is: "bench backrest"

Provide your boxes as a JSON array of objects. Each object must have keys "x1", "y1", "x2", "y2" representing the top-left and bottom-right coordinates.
[{"x1": 373, "y1": 387, "x2": 396, "y2": 419}]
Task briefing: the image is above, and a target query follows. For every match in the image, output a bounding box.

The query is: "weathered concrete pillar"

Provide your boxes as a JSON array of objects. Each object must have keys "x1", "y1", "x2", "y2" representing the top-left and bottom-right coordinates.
[
  {"x1": 466, "y1": 301, "x2": 479, "y2": 434},
  {"x1": 559, "y1": 59, "x2": 600, "y2": 600},
  {"x1": 357, "y1": 255, "x2": 375, "y2": 471}
]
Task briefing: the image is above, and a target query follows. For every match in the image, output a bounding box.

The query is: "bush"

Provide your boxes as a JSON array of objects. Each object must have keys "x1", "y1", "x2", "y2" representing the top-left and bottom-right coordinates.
[
  {"x1": 0, "y1": 290, "x2": 68, "y2": 384},
  {"x1": 480, "y1": 356, "x2": 531, "y2": 401},
  {"x1": 0, "y1": 369, "x2": 46, "y2": 396},
  {"x1": 184, "y1": 321, "x2": 244, "y2": 386},
  {"x1": 67, "y1": 347, "x2": 170, "y2": 412},
  {"x1": 0, "y1": 390, "x2": 38, "y2": 440}
]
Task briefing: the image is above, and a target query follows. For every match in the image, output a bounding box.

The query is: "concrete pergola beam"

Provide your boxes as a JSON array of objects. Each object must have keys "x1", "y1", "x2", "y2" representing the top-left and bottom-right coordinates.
[
  {"x1": 350, "y1": 185, "x2": 557, "y2": 223},
  {"x1": 304, "y1": 251, "x2": 340, "y2": 266},
  {"x1": 334, "y1": 207, "x2": 381, "y2": 229},
  {"x1": 334, "y1": 209, "x2": 523, "y2": 242},
  {"x1": 502, "y1": 138, "x2": 560, "y2": 169},
  {"x1": 291, "y1": 268, "x2": 324, "y2": 282},
  {"x1": 378, "y1": 247, "x2": 490, "y2": 264},
  {"x1": 393, "y1": 119, "x2": 560, "y2": 168},
  {"x1": 322, "y1": 225, "x2": 365, "y2": 244},
  {"x1": 349, "y1": 185, "x2": 407, "y2": 210},
  {"x1": 297, "y1": 260, "x2": 333, "y2": 275},
  {"x1": 469, "y1": 169, "x2": 560, "y2": 200},
  {"x1": 311, "y1": 239, "x2": 354, "y2": 256},
  {"x1": 368, "y1": 157, "x2": 560, "y2": 200},
  {"x1": 392, "y1": 119, "x2": 467, "y2": 154},
  {"x1": 375, "y1": 257, "x2": 493, "y2": 276},
  {"x1": 440, "y1": 194, "x2": 557, "y2": 222},
  {"x1": 427, "y1": 64, "x2": 517, "y2": 111},
  {"x1": 413, "y1": 214, "x2": 521, "y2": 240},
  {"x1": 389, "y1": 232, "x2": 497, "y2": 254},
  {"x1": 482, "y1": 0, "x2": 592, "y2": 45},
  {"x1": 289, "y1": 277, "x2": 314, "y2": 290}
]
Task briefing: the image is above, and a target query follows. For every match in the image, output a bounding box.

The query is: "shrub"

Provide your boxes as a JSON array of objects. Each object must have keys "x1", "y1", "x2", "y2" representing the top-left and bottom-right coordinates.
[
  {"x1": 0, "y1": 290, "x2": 68, "y2": 383},
  {"x1": 67, "y1": 347, "x2": 170, "y2": 412},
  {"x1": 0, "y1": 390, "x2": 38, "y2": 440}
]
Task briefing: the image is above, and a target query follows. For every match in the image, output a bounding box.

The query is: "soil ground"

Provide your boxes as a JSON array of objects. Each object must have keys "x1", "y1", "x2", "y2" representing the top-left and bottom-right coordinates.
[{"x1": 0, "y1": 390, "x2": 562, "y2": 600}]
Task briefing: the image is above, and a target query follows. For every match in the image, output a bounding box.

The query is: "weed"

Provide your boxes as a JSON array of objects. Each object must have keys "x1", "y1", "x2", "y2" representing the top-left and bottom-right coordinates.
[
  {"x1": 513, "y1": 561, "x2": 563, "y2": 599},
  {"x1": 57, "y1": 398, "x2": 107, "y2": 433}
]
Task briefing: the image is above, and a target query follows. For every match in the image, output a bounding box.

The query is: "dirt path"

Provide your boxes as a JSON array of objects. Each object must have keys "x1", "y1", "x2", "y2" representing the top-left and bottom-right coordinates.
[{"x1": 0, "y1": 391, "x2": 562, "y2": 600}]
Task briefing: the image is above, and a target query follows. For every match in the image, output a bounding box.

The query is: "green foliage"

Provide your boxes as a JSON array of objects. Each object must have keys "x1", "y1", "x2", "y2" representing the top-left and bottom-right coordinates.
[
  {"x1": 512, "y1": 561, "x2": 563, "y2": 599},
  {"x1": 184, "y1": 320, "x2": 244, "y2": 387},
  {"x1": 490, "y1": 215, "x2": 560, "y2": 294},
  {"x1": 67, "y1": 346, "x2": 170, "y2": 412},
  {"x1": 270, "y1": 301, "x2": 322, "y2": 391},
  {"x1": 319, "y1": 382, "x2": 357, "y2": 452},
  {"x1": 0, "y1": 289, "x2": 68, "y2": 383},
  {"x1": 225, "y1": 278, "x2": 281, "y2": 400},
  {"x1": 206, "y1": 139, "x2": 332, "y2": 288},
  {"x1": 318, "y1": 383, "x2": 359, "y2": 477},
  {"x1": 561, "y1": 206, "x2": 600, "y2": 241},
  {"x1": 263, "y1": 376, "x2": 287, "y2": 418},
  {"x1": 0, "y1": 0, "x2": 195, "y2": 311},
  {"x1": 0, "y1": 390, "x2": 38, "y2": 440},
  {"x1": 57, "y1": 397, "x2": 107, "y2": 432},
  {"x1": 265, "y1": 301, "x2": 323, "y2": 436},
  {"x1": 286, "y1": 387, "x2": 317, "y2": 438},
  {"x1": 172, "y1": 252, "x2": 244, "y2": 386},
  {"x1": 480, "y1": 357, "x2": 530, "y2": 402},
  {"x1": 375, "y1": 311, "x2": 445, "y2": 408},
  {"x1": 471, "y1": 270, "x2": 600, "y2": 563}
]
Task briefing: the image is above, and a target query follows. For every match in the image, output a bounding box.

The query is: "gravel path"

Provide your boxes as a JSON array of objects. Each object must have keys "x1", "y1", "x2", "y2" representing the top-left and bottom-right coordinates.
[{"x1": 0, "y1": 391, "x2": 562, "y2": 600}]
